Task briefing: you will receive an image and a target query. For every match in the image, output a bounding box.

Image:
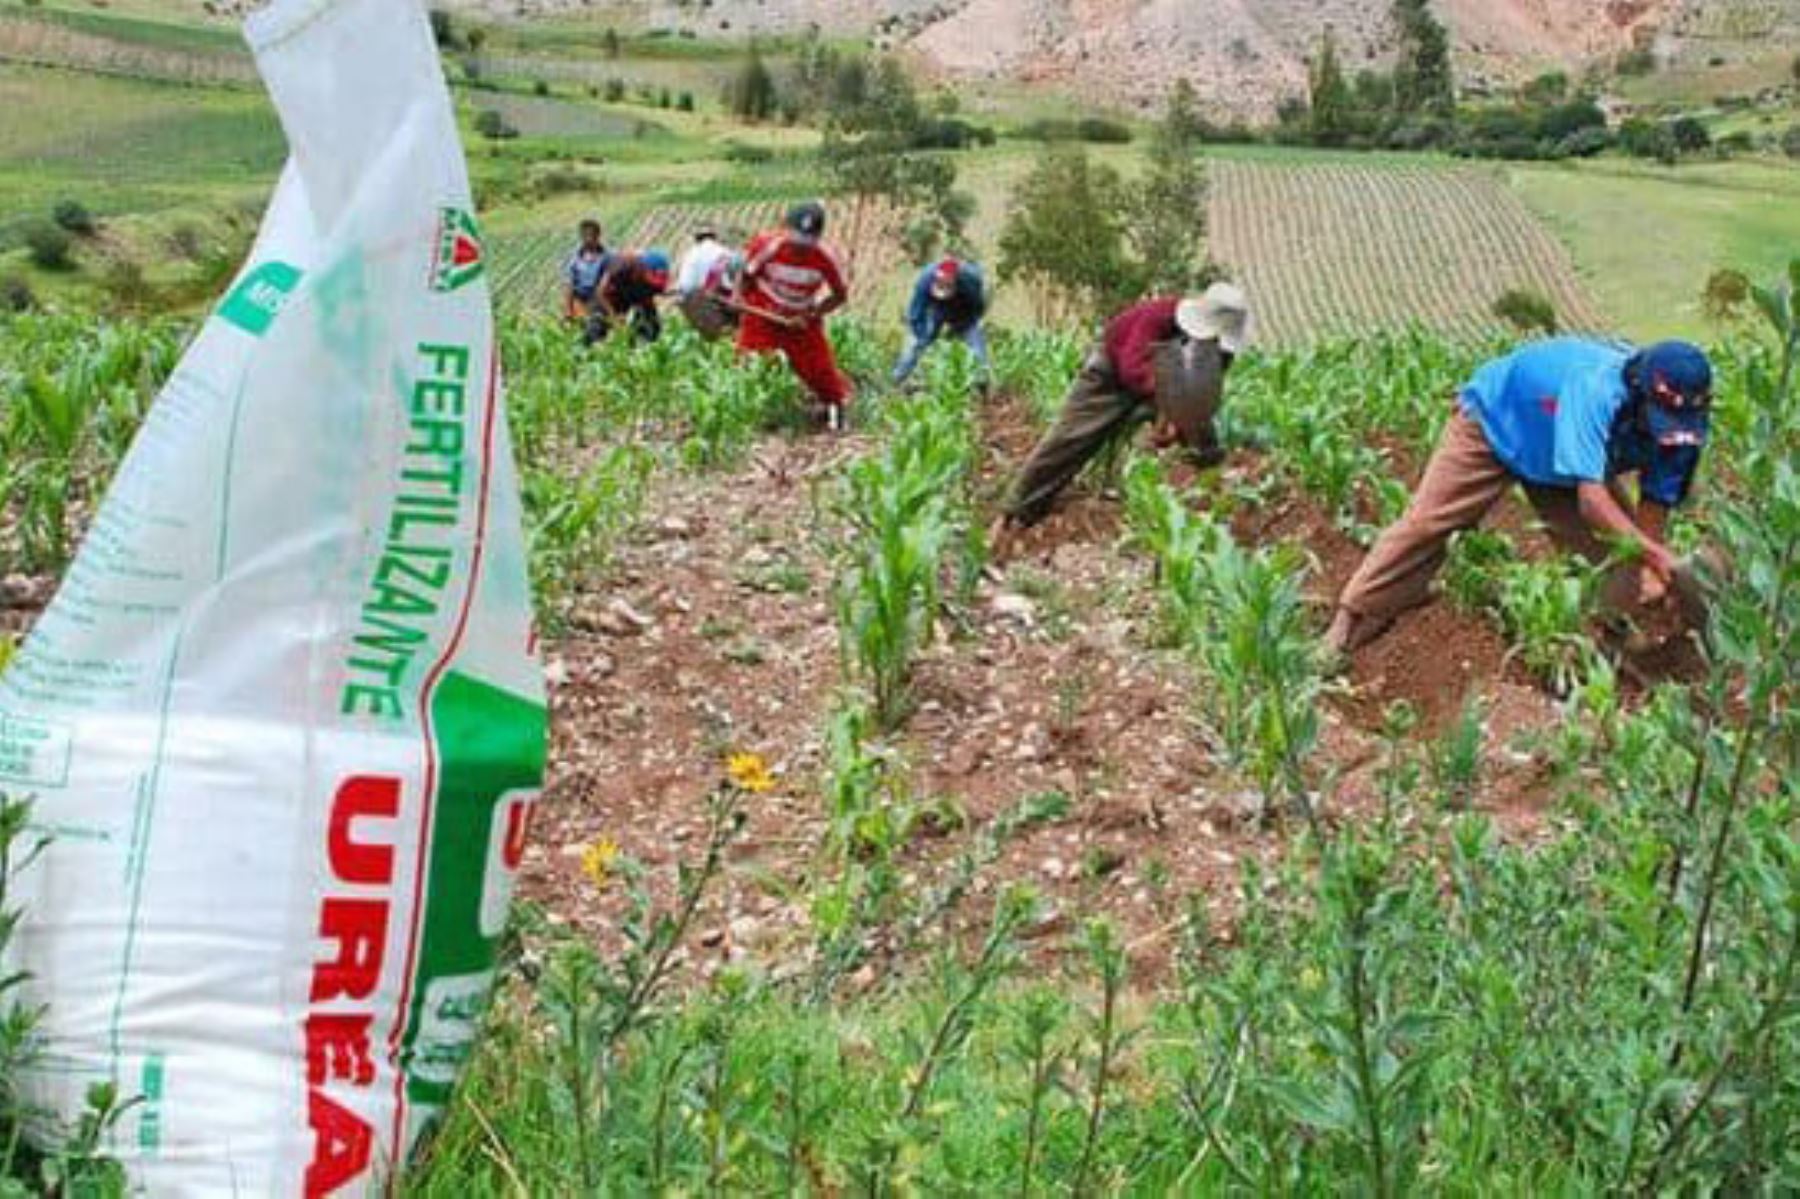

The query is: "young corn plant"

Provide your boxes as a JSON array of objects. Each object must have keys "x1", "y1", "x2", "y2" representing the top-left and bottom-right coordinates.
[
  {"x1": 834, "y1": 392, "x2": 975, "y2": 729},
  {"x1": 1492, "y1": 556, "x2": 1601, "y2": 695},
  {"x1": 1126, "y1": 463, "x2": 1325, "y2": 825},
  {"x1": 522, "y1": 444, "x2": 655, "y2": 625}
]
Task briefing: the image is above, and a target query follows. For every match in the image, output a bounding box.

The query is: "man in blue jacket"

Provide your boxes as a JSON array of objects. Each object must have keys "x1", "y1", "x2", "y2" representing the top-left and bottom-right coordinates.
[
  {"x1": 1327, "y1": 338, "x2": 1713, "y2": 655},
  {"x1": 891, "y1": 258, "x2": 990, "y2": 388}
]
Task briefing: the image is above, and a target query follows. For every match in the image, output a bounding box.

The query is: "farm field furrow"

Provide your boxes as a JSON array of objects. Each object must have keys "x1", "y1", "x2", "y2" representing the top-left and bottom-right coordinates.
[{"x1": 1209, "y1": 158, "x2": 1610, "y2": 345}]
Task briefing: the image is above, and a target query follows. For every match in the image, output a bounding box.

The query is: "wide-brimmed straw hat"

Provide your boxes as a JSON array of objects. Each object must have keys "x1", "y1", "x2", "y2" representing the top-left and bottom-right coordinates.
[{"x1": 1175, "y1": 283, "x2": 1252, "y2": 354}]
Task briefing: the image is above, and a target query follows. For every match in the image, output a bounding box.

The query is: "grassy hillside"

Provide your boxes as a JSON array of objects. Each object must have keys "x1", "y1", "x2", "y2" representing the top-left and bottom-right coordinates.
[{"x1": 1511, "y1": 157, "x2": 1800, "y2": 340}]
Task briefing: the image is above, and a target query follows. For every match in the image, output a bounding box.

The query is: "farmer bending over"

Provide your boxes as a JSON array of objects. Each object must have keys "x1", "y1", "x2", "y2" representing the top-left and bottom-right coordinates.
[
  {"x1": 1325, "y1": 338, "x2": 1713, "y2": 655},
  {"x1": 593, "y1": 249, "x2": 671, "y2": 345},
  {"x1": 675, "y1": 226, "x2": 742, "y2": 340},
  {"x1": 891, "y1": 257, "x2": 990, "y2": 389},
  {"x1": 994, "y1": 283, "x2": 1252, "y2": 539},
  {"x1": 563, "y1": 218, "x2": 611, "y2": 342},
  {"x1": 737, "y1": 201, "x2": 853, "y2": 430}
]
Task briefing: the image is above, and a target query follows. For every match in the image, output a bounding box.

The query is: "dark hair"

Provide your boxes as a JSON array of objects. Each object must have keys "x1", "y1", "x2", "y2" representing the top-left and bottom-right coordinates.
[{"x1": 579, "y1": 218, "x2": 602, "y2": 235}]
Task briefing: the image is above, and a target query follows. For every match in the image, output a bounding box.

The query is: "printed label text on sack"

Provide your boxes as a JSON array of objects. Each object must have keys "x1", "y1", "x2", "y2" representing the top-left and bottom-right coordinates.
[{"x1": 341, "y1": 344, "x2": 472, "y2": 720}]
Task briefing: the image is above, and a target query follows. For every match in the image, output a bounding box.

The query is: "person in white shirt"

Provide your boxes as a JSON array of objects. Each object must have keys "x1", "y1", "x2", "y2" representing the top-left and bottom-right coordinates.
[{"x1": 675, "y1": 226, "x2": 733, "y2": 298}]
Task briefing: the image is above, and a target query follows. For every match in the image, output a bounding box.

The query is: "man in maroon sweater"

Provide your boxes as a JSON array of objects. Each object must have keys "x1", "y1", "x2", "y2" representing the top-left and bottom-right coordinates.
[{"x1": 998, "y1": 284, "x2": 1252, "y2": 531}]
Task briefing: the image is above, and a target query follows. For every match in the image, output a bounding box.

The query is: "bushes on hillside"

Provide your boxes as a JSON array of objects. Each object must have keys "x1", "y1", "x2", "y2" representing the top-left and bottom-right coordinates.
[
  {"x1": 52, "y1": 200, "x2": 97, "y2": 236},
  {"x1": 1492, "y1": 287, "x2": 1558, "y2": 335},
  {"x1": 473, "y1": 108, "x2": 519, "y2": 141},
  {"x1": 24, "y1": 222, "x2": 73, "y2": 271},
  {"x1": 1018, "y1": 117, "x2": 1133, "y2": 145}
]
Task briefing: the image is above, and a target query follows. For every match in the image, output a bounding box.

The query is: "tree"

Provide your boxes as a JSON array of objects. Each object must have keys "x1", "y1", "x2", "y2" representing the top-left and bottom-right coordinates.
[
  {"x1": 1308, "y1": 28, "x2": 1355, "y2": 146},
  {"x1": 602, "y1": 27, "x2": 621, "y2": 59},
  {"x1": 818, "y1": 57, "x2": 968, "y2": 279},
  {"x1": 729, "y1": 47, "x2": 779, "y2": 121},
  {"x1": 1127, "y1": 86, "x2": 1211, "y2": 294},
  {"x1": 998, "y1": 146, "x2": 1138, "y2": 323},
  {"x1": 1522, "y1": 71, "x2": 1569, "y2": 105},
  {"x1": 1393, "y1": 0, "x2": 1454, "y2": 116},
  {"x1": 1782, "y1": 123, "x2": 1800, "y2": 159},
  {"x1": 1164, "y1": 78, "x2": 1208, "y2": 145}
]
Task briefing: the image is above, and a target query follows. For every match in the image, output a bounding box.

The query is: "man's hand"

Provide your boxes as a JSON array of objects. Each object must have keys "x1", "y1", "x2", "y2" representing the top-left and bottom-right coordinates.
[
  {"x1": 1149, "y1": 418, "x2": 1181, "y2": 449},
  {"x1": 1639, "y1": 564, "x2": 1670, "y2": 606}
]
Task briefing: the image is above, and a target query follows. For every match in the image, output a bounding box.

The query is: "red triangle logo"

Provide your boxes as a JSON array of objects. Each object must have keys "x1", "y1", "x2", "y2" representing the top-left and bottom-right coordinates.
[{"x1": 451, "y1": 235, "x2": 482, "y2": 267}]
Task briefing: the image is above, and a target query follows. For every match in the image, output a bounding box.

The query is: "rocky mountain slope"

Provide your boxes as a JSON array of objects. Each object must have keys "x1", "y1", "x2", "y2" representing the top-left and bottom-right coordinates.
[{"x1": 451, "y1": 0, "x2": 1800, "y2": 117}]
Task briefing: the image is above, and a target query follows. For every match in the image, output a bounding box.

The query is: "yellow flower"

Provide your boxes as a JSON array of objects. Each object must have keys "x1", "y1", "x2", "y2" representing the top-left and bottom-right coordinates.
[
  {"x1": 580, "y1": 838, "x2": 620, "y2": 889},
  {"x1": 726, "y1": 751, "x2": 776, "y2": 794}
]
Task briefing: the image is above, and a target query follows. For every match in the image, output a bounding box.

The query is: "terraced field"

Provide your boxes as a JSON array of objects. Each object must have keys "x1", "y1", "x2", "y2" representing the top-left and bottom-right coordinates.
[{"x1": 1209, "y1": 158, "x2": 1611, "y2": 345}]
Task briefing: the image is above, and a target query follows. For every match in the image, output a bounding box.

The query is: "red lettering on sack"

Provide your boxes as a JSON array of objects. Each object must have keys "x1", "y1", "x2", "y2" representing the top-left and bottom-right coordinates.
[
  {"x1": 304, "y1": 774, "x2": 403, "y2": 1194},
  {"x1": 328, "y1": 776, "x2": 401, "y2": 885},
  {"x1": 501, "y1": 798, "x2": 530, "y2": 870},
  {"x1": 305, "y1": 1090, "x2": 375, "y2": 1198},
  {"x1": 311, "y1": 899, "x2": 388, "y2": 1002},
  {"x1": 306, "y1": 1013, "x2": 376, "y2": 1086}
]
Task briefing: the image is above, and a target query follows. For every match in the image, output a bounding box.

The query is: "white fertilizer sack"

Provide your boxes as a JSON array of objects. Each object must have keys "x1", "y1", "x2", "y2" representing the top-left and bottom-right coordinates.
[{"x1": 0, "y1": 0, "x2": 546, "y2": 1192}]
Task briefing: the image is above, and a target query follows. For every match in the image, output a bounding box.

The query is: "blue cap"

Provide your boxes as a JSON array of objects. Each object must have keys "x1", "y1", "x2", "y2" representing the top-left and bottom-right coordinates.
[{"x1": 1631, "y1": 341, "x2": 1712, "y2": 449}]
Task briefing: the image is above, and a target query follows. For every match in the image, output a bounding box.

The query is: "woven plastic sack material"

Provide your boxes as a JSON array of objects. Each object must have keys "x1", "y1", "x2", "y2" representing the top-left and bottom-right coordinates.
[
  {"x1": 1151, "y1": 337, "x2": 1226, "y2": 451},
  {"x1": 0, "y1": 0, "x2": 545, "y2": 1193}
]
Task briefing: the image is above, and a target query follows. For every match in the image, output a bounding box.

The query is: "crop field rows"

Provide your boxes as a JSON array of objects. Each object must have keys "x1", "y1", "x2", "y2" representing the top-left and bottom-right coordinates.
[
  {"x1": 490, "y1": 199, "x2": 910, "y2": 316},
  {"x1": 1210, "y1": 159, "x2": 1612, "y2": 346},
  {"x1": 0, "y1": 11, "x2": 254, "y2": 87}
]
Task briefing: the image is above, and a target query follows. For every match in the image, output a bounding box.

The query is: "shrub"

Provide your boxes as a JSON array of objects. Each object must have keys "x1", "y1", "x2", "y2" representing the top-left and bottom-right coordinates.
[
  {"x1": 24, "y1": 221, "x2": 73, "y2": 271},
  {"x1": 676, "y1": 90, "x2": 694, "y2": 112},
  {"x1": 604, "y1": 78, "x2": 626, "y2": 103},
  {"x1": 1669, "y1": 115, "x2": 1712, "y2": 154},
  {"x1": 427, "y1": 7, "x2": 459, "y2": 50},
  {"x1": 1783, "y1": 123, "x2": 1800, "y2": 159},
  {"x1": 1619, "y1": 117, "x2": 1677, "y2": 163},
  {"x1": 104, "y1": 259, "x2": 156, "y2": 311},
  {"x1": 51, "y1": 199, "x2": 96, "y2": 235},
  {"x1": 1018, "y1": 117, "x2": 1134, "y2": 144},
  {"x1": 473, "y1": 108, "x2": 518, "y2": 140},
  {"x1": 723, "y1": 141, "x2": 773, "y2": 164},
  {"x1": 1702, "y1": 267, "x2": 1751, "y2": 322},
  {"x1": 532, "y1": 79, "x2": 550, "y2": 97},
  {"x1": 167, "y1": 222, "x2": 207, "y2": 262},
  {"x1": 1556, "y1": 126, "x2": 1612, "y2": 157},
  {"x1": 0, "y1": 275, "x2": 35, "y2": 312},
  {"x1": 1618, "y1": 46, "x2": 1657, "y2": 76},
  {"x1": 1492, "y1": 287, "x2": 1558, "y2": 335}
]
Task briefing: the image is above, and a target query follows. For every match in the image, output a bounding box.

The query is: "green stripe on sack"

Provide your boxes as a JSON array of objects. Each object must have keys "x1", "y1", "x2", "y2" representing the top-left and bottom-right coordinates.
[
  {"x1": 400, "y1": 670, "x2": 547, "y2": 1119},
  {"x1": 216, "y1": 261, "x2": 303, "y2": 337}
]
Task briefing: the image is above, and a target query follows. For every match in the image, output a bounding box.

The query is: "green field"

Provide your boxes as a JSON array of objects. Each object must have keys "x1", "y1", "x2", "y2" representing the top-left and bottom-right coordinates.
[
  {"x1": 0, "y1": 63, "x2": 279, "y2": 236},
  {"x1": 1510, "y1": 156, "x2": 1800, "y2": 340}
]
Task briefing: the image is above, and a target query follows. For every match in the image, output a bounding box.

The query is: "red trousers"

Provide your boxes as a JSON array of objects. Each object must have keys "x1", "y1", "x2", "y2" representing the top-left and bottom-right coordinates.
[{"x1": 736, "y1": 312, "x2": 851, "y2": 407}]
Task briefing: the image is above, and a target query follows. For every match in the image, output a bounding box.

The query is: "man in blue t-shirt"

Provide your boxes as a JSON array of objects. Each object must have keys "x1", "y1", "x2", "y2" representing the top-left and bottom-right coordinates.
[
  {"x1": 563, "y1": 218, "x2": 611, "y2": 336},
  {"x1": 891, "y1": 258, "x2": 990, "y2": 388},
  {"x1": 1326, "y1": 338, "x2": 1713, "y2": 655}
]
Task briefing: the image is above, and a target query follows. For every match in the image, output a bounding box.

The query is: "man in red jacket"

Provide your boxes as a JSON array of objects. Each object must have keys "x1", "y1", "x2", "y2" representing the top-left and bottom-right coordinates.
[
  {"x1": 736, "y1": 201, "x2": 853, "y2": 429},
  {"x1": 997, "y1": 283, "x2": 1252, "y2": 532}
]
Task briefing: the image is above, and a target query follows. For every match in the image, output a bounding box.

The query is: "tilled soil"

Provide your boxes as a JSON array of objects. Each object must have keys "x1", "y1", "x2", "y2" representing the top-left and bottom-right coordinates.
[
  {"x1": 517, "y1": 406, "x2": 1587, "y2": 988},
  {"x1": 0, "y1": 397, "x2": 1701, "y2": 989}
]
